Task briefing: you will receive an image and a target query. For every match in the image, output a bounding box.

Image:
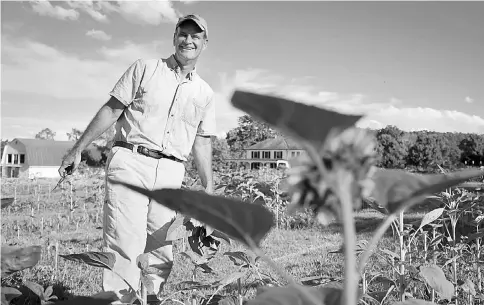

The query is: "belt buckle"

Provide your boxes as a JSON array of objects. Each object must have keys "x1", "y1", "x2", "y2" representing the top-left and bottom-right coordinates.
[{"x1": 131, "y1": 144, "x2": 139, "y2": 154}]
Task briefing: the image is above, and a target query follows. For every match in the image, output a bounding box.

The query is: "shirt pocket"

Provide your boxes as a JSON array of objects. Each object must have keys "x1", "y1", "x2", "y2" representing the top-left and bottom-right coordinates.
[{"x1": 182, "y1": 98, "x2": 206, "y2": 128}]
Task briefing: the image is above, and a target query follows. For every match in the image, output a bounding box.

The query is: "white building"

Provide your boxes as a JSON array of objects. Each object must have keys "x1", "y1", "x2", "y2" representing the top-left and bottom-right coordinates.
[
  {"x1": 1, "y1": 138, "x2": 74, "y2": 179},
  {"x1": 226, "y1": 136, "x2": 307, "y2": 170}
]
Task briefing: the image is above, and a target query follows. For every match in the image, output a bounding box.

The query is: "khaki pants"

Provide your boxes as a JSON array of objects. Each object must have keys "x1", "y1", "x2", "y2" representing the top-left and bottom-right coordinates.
[{"x1": 101, "y1": 146, "x2": 185, "y2": 302}]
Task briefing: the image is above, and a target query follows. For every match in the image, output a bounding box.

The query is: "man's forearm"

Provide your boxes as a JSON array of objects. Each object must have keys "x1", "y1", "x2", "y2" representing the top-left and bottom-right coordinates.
[
  {"x1": 193, "y1": 135, "x2": 213, "y2": 191},
  {"x1": 73, "y1": 97, "x2": 126, "y2": 152}
]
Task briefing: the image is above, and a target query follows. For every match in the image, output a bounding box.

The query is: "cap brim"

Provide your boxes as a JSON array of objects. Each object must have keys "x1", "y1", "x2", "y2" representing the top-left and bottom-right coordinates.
[{"x1": 177, "y1": 17, "x2": 206, "y2": 32}]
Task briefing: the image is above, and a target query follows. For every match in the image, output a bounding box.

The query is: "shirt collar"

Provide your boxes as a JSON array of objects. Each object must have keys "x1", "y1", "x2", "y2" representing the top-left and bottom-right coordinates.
[{"x1": 167, "y1": 54, "x2": 197, "y2": 81}]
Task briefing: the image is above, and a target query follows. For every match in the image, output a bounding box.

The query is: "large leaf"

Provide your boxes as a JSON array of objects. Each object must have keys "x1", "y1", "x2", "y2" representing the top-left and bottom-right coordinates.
[
  {"x1": 23, "y1": 280, "x2": 44, "y2": 298},
  {"x1": 1, "y1": 287, "x2": 22, "y2": 304},
  {"x1": 1, "y1": 198, "x2": 14, "y2": 209},
  {"x1": 52, "y1": 291, "x2": 119, "y2": 305},
  {"x1": 370, "y1": 168, "x2": 484, "y2": 213},
  {"x1": 112, "y1": 186, "x2": 275, "y2": 248},
  {"x1": 246, "y1": 284, "x2": 344, "y2": 305},
  {"x1": 166, "y1": 214, "x2": 190, "y2": 241},
  {"x1": 60, "y1": 252, "x2": 115, "y2": 270},
  {"x1": 458, "y1": 278, "x2": 476, "y2": 296},
  {"x1": 393, "y1": 300, "x2": 437, "y2": 305},
  {"x1": 419, "y1": 264, "x2": 454, "y2": 301},
  {"x1": 188, "y1": 226, "x2": 221, "y2": 261},
  {"x1": 230, "y1": 90, "x2": 362, "y2": 149},
  {"x1": 419, "y1": 208, "x2": 445, "y2": 229},
  {"x1": 1, "y1": 245, "x2": 41, "y2": 277}
]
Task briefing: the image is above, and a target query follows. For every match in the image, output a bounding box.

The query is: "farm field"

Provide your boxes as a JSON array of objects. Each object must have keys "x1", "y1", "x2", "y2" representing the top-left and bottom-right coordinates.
[{"x1": 1, "y1": 168, "x2": 484, "y2": 305}]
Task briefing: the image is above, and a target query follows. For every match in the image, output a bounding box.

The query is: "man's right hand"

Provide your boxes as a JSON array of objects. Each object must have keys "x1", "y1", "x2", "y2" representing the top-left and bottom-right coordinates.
[{"x1": 58, "y1": 150, "x2": 82, "y2": 177}]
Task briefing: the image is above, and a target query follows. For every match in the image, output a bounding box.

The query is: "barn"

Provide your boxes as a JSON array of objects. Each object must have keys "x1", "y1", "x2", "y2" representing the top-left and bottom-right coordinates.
[{"x1": 0, "y1": 138, "x2": 74, "y2": 179}]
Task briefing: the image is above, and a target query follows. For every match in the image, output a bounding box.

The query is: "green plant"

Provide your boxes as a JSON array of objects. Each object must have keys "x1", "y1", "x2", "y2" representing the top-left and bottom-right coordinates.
[
  {"x1": 3, "y1": 90, "x2": 484, "y2": 305},
  {"x1": 112, "y1": 90, "x2": 484, "y2": 305},
  {"x1": 23, "y1": 281, "x2": 58, "y2": 304}
]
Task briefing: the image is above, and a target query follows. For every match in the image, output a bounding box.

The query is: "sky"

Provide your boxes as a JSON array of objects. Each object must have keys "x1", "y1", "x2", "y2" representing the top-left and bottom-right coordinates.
[{"x1": 1, "y1": 0, "x2": 484, "y2": 141}]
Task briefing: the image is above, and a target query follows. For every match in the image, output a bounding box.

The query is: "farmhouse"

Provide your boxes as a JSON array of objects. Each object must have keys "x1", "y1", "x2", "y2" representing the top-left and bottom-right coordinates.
[
  {"x1": 0, "y1": 138, "x2": 74, "y2": 179},
  {"x1": 227, "y1": 136, "x2": 306, "y2": 170}
]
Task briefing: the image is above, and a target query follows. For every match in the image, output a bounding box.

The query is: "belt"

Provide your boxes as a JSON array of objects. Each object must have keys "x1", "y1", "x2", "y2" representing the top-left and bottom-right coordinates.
[{"x1": 113, "y1": 141, "x2": 182, "y2": 163}]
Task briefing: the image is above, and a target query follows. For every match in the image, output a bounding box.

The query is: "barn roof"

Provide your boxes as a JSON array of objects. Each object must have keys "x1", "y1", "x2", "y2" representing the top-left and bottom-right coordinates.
[
  {"x1": 245, "y1": 136, "x2": 304, "y2": 150},
  {"x1": 12, "y1": 138, "x2": 74, "y2": 167}
]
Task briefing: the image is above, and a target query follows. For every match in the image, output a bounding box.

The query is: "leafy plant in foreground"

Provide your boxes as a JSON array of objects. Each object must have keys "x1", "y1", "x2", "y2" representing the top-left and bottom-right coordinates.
[
  {"x1": 113, "y1": 90, "x2": 484, "y2": 305},
  {"x1": 1, "y1": 199, "x2": 43, "y2": 305}
]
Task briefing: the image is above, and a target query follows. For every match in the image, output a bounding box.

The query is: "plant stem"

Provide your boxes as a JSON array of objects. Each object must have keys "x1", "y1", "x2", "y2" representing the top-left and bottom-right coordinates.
[
  {"x1": 431, "y1": 227, "x2": 436, "y2": 302},
  {"x1": 140, "y1": 281, "x2": 147, "y2": 305},
  {"x1": 452, "y1": 220, "x2": 458, "y2": 305},
  {"x1": 335, "y1": 171, "x2": 358, "y2": 305},
  {"x1": 358, "y1": 213, "x2": 397, "y2": 275},
  {"x1": 238, "y1": 278, "x2": 243, "y2": 305},
  {"x1": 477, "y1": 225, "x2": 482, "y2": 294},
  {"x1": 398, "y1": 211, "x2": 405, "y2": 302}
]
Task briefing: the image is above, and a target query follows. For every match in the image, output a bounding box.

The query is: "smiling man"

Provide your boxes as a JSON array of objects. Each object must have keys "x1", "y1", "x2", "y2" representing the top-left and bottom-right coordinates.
[{"x1": 58, "y1": 14, "x2": 215, "y2": 304}]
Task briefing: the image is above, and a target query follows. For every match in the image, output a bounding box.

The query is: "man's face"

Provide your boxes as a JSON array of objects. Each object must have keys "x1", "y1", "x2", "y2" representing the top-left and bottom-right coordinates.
[{"x1": 173, "y1": 20, "x2": 207, "y2": 62}]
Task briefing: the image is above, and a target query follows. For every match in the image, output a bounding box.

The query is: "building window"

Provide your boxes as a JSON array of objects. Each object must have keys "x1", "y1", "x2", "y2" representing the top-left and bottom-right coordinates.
[
  {"x1": 251, "y1": 151, "x2": 260, "y2": 159},
  {"x1": 274, "y1": 151, "x2": 283, "y2": 159},
  {"x1": 14, "y1": 154, "x2": 19, "y2": 164},
  {"x1": 291, "y1": 151, "x2": 296, "y2": 157},
  {"x1": 262, "y1": 151, "x2": 271, "y2": 159},
  {"x1": 20, "y1": 154, "x2": 25, "y2": 164},
  {"x1": 269, "y1": 163, "x2": 277, "y2": 169},
  {"x1": 7, "y1": 154, "x2": 12, "y2": 164}
]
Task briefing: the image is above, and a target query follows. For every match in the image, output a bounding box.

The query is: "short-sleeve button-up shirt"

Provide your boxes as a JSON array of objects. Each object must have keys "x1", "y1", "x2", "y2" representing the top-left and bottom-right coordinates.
[{"x1": 109, "y1": 55, "x2": 216, "y2": 162}]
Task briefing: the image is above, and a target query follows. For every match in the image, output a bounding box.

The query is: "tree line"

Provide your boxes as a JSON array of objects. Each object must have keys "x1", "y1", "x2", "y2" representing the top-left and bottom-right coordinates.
[
  {"x1": 1, "y1": 116, "x2": 483, "y2": 173},
  {"x1": 222, "y1": 116, "x2": 484, "y2": 172}
]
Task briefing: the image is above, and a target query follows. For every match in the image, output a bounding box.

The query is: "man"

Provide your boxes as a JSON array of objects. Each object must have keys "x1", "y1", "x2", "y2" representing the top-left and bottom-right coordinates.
[{"x1": 58, "y1": 14, "x2": 215, "y2": 304}]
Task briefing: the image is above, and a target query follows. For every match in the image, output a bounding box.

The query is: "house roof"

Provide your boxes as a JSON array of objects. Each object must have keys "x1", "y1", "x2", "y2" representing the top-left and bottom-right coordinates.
[
  {"x1": 245, "y1": 136, "x2": 304, "y2": 150},
  {"x1": 10, "y1": 138, "x2": 74, "y2": 167}
]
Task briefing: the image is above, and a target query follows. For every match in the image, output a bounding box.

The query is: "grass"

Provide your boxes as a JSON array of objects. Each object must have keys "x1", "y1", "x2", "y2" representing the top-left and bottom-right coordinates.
[{"x1": 1, "y1": 173, "x2": 429, "y2": 304}]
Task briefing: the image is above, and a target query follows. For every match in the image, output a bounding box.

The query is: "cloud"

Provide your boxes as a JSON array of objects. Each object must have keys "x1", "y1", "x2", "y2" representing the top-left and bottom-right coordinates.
[
  {"x1": 213, "y1": 68, "x2": 484, "y2": 135},
  {"x1": 93, "y1": 1, "x2": 180, "y2": 25},
  {"x1": 67, "y1": 1, "x2": 109, "y2": 23},
  {"x1": 2, "y1": 35, "x2": 171, "y2": 102},
  {"x1": 3, "y1": 35, "x2": 483, "y2": 141},
  {"x1": 30, "y1": 0, "x2": 79, "y2": 21},
  {"x1": 465, "y1": 96, "x2": 474, "y2": 103},
  {"x1": 33, "y1": 1, "x2": 180, "y2": 25},
  {"x1": 86, "y1": 29, "x2": 112, "y2": 41}
]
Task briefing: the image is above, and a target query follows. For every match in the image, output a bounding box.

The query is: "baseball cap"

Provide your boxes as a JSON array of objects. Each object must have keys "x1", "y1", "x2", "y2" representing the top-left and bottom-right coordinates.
[{"x1": 176, "y1": 14, "x2": 208, "y2": 38}]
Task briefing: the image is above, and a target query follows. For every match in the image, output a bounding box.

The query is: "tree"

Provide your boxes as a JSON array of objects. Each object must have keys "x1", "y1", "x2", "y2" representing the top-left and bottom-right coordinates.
[
  {"x1": 35, "y1": 128, "x2": 55, "y2": 140},
  {"x1": 407, "y1": 132, "x2": 443, "y2": 170},
  {"x1": 225, "y1": 115, "x2": 282, "y2": 158},
  {"x1": 1, "y1": 140, "x2": 8, "y2": 159},
  {"x1": 185, "y1": 136, "x2": 232, "y2": 180},
  {"x1": 375, "y1": 125, "x2": 408, "y2": 169},
  {"x1": 438, "y1": 132, "x2": 462, "y2": 169},
  {"x1": 66, "y1": 128, "x2": 83, "y2": 141},
  {"x1": 459, "y1": 134, "x2": 484, "y2": 166}
]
